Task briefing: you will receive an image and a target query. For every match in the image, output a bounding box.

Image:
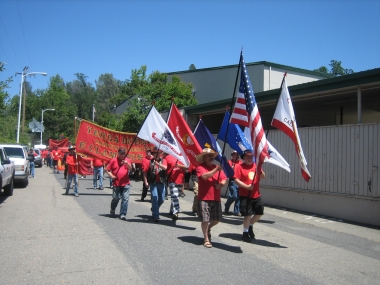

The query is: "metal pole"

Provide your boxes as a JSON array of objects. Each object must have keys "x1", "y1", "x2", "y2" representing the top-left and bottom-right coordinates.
[
  {"x1": 22, "y1": 79, "x2": 26, "y2": 137},
  {"x1": 357, "y1": 86, "x2": 362, "y2": 124},
  {"x1": 40, "y1": 110, "x2": 44, "y2": 144},
  {"x1": 16, "y1": 74, "x2": 24, "y2": 143}
]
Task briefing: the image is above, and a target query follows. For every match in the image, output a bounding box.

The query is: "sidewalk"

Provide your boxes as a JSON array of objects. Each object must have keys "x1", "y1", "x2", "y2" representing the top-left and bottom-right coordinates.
[{"x1": 0, "y1": 166, "x2": 145, "y2": 285}]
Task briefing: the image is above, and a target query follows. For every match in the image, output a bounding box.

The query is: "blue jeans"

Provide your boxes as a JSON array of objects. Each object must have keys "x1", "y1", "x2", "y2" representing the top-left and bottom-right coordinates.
[
  {"x1": 66, "y1": 174, "x2": 79, "y2": 195},
  {"x1": 30, "y1": 162, "x2": 35, "y2": 177},
  {"x1": 150, "y1": 182, "x2": 166, "y2": 219},
  {"x1": 224, "y1": 180, "x2": 240, "y2": 214},
  {"x1": 111, "y1": 184, "x2": 130, "y2": 216},
  {"x1": 93, "y1": 166, "x2": 103, "y2": 188}
]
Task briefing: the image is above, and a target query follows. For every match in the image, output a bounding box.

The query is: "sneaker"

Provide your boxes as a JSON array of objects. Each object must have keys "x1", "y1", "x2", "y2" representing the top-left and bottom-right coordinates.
[
  {"x1": 93, "y1": 187, "x2": 97, "y2": 190},
  {"x1": 172, "y1": 213, "x2": 179, "y2": 220},
  {"x1": 154, "y1": 218, "x2": 160, "y2": 223},
  {"x1": 75, "y1": 193, "x2": 79, "y2": 197},
  {"x1": 180, "y1": 192, "x2": 186, "y2": 197},
  {"x1": 120, "y1": 215, "x2": 126, "y2": 220},
  {"x1": 248, "y1": 226, "x2": 255, "y2": 239},
  {"x1": 110, "y1": 209, "x2": 115, "y2": 215},
  {"x1": 242, "y1": 232, "x2": 252, "y2": 243},
  {"x1": 224, "y1": 208, "x2": 230, "y2": 215},
  {"x1": 99, "y1": 187, "x2": 104, "y2": 190}
]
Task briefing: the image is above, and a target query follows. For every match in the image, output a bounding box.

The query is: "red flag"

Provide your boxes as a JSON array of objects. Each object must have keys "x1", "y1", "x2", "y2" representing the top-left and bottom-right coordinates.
[
  {"x1": 271, "y1": 78, "x2": 311, "y2": 182},
  {"x1": 167, "y1": 103, "x2": 202, "y2": 166}
]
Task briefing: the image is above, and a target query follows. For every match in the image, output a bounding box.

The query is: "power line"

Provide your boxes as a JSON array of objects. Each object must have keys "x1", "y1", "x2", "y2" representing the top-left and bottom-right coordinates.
[
  {"x1": 16, "y1": 0, "x2": 32, "y2": 68},
  {"x1": 0, "y1": 14, "x2": 21, "y2": 73}
]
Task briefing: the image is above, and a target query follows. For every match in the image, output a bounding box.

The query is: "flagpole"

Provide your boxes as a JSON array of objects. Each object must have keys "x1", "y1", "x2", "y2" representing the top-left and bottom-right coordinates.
[
  {"x1": 267, "y1": 72, "x2": 287, "y2": 139},
  {"x1": 125, "y1": 103, "x2": 156, "y2": 156},
  {"x1": 218, "y1": 52, "x2": 242, "y2": 181}
]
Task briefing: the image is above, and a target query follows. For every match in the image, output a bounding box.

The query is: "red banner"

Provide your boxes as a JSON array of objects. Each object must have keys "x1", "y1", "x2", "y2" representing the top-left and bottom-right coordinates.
[
  {"x1": 49, "y1": 138, "x2": 69, "y2": 149},
  {"x1": 75, "y1": 120, "x2": 152, "y2": 163}
]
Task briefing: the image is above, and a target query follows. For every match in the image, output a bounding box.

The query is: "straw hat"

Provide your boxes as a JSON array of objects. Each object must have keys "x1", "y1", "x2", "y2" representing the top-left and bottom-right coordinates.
[{"x1": 196, "y1": 148, "x2": 218, "y2": 163}]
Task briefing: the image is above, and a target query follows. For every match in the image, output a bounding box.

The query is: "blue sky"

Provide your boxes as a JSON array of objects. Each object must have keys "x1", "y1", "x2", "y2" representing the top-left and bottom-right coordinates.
[{"x1": 1, "y1": 0, "x2": 379, "y2": 98}]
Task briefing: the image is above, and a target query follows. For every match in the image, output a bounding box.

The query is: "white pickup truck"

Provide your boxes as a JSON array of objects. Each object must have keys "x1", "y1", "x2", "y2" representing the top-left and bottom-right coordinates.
[{"x1": 0, "y1": 146, "x2": 15, "y2": 196}]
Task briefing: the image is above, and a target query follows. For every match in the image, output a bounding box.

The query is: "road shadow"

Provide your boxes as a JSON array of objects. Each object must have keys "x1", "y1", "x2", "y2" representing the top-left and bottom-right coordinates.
[
  {"x1": 219, "y1": 233, "x2": 287, "y2": 248},
  {"x1": 178, "y1": 236, "x2": 243, "y2": 253},
  {"x1": 126, "y1": 214, "x2": 197, "y2": 230},
  {"x1": 221, "y1": 216, "x2": 275, "y2": 226}
]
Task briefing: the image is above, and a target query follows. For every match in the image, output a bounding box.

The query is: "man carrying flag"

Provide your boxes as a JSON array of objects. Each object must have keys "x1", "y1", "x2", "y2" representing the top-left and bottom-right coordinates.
[{"x1": 271, "y1": 76, "x2": 311, "y2": 182}]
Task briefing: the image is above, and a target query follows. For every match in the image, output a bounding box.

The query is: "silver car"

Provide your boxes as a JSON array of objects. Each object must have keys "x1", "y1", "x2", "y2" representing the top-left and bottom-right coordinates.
[{"x1": 33, "y1": 149, "x2": 43, "y2": 167}]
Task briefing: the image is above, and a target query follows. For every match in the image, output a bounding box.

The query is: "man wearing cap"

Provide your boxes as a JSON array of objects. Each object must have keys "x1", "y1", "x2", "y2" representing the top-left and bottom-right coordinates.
[
  {"x1": 196, "y1": 148, "x2": 227, "y2": 248},
  {"x1": 234, "y1": 149, "x2": 266, "y2": 242},
  {"x1": 141, "y1": 149, "x2": 153, "y2": 201},
  {"x1": 64, "y1": 145, "x2": 80, "y2": 197},
  {"x1": 148, "y1": 149, "x2": 168, "y2": 222},
  {"x1": 224, "y1": 150, "x2": 241, "y2": 216},
  {"x1": 105, "y1": 147, "x2": 132, "y2": 220}
]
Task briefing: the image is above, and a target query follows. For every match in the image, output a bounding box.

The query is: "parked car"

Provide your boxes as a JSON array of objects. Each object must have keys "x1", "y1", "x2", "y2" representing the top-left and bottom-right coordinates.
[
  {"x1": 0, "y1": 144, "x2": 29, "y2": 187},
  {"x1": 33, "y1": 149, "x2": 42, "y2": 167},
  {"x1": 0, "y1": 146, "x2": 15, "y2": 195}
]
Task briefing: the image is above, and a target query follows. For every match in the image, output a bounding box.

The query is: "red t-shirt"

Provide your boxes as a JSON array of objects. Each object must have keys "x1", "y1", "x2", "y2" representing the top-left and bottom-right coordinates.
[
  {"x1": 51, "y1": 150, "x2": 62, "y2": 161},
  {"x1": 234, "y1": 162, "x2": 261, "y2": 198},
  {"x1": 66, "y1": 154, "x2": 82, "y2": 175},
  {"x1": 107, "y1": 157, "x2": 131, "y2": 187},
  {"x1": 142, "y1": 156, "x2": 152, "y2": 173},
  {"x1": 93, "y1": 158, "x2": 103, "y2": 167},
  {"x1": 197, "y1": 163, "x2": 227, "y2": 201},
  {"x1": 166, "y1": 155, "x2": 185, "y2": 184}
]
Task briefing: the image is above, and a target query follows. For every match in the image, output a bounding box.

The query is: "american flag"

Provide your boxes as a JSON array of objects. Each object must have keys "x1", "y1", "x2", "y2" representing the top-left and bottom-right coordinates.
[{"x1": 230, "y1": 53, "x2": 269, "y2": 171}]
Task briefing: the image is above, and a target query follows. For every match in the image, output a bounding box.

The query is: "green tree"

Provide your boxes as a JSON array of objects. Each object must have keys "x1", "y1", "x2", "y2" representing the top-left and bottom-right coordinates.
[
  {"x1": 0, "y1": 62, "x2": 12, "y2": 114},
  {"x1": 66, "y1": 73, "x2": 96, "y2": 121},
  {"x1": 95, "y1": 73, "x2": 120, "y2": 115},
  {"x1": 41, "y1": 75, "x2": 77, "y2": 143},
  {"x1": 189, "y1": 64, "x2": 196, "y2": 70},
  {"x1": 314, "y1": 60, "x2": 354, "y2": 76}
]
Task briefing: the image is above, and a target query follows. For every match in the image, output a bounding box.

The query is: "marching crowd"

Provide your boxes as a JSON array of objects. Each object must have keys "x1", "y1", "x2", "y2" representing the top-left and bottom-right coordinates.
[{"x1": 41, "y1": 145, "x2": 265, "y2": 248}]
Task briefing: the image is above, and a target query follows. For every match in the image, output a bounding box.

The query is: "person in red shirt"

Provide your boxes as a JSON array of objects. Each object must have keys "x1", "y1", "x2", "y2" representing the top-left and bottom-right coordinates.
[
  {"x1": 105, "y1": 147, "x2": 132, "y2": 220},
  {"x1": 196, "y1": 148, "x2": 227, "y2": 248},
  {"x1": 234, "y1": 149, "x2": 266, "y2": 242},
  {"x1": 92, "y1": 158, "x2": 104, "y2": 190},
  {"x1": 51, "y1": 147, "x2": 62, "y2": 174},
  {"x1": 163, "y1": 152, "x2": 188, "y2": 220},
  {"x1": 224, "y1": 150, "x2": 242, "y2": 215},
  {"x1": 141, "y1": 149, "x2": 153, "y2": 201},
  {"x1": 64, "y1": 145, "x2": 81, "y2": 197},
  {"x1": 148, "y1": 148, "x2": 168, "y2": 222}
]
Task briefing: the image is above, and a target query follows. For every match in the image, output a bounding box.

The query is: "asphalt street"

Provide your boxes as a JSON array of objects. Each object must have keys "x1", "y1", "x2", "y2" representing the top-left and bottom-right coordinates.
[{"x1": 0, "y1": 165, "x2": 379, "y2": 285}]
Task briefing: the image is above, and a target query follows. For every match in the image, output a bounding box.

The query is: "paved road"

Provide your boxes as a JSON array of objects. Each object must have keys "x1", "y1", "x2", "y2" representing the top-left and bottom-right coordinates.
[{"x1": 1, "y1": 166, "x2": 379, "y2": 285}]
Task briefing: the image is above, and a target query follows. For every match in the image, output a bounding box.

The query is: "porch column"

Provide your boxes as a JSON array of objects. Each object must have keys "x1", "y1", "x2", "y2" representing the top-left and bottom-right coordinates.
[{"x1": 357, "y1": 86, "x2": 362, "y2": 124}]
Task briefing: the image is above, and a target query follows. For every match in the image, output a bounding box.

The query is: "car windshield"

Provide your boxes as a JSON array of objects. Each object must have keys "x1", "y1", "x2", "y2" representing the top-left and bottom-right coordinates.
[{"x1": 4, "y1": 147, "x2": 25, "y2": 158}]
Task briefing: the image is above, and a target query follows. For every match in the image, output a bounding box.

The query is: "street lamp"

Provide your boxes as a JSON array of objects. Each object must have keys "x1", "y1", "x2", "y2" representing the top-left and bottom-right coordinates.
[
  {"x1": 40, "y1": 108, "x2": 55, "y2": 144},
  {"x1": 16, "y1": 67, "x2": 47, "y2": 143}
]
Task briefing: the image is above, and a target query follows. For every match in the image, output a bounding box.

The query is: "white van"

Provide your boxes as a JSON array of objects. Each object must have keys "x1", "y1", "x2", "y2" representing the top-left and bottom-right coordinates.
[{"x1": 0, "y1": 144, "x2": 30, "y2": 187}]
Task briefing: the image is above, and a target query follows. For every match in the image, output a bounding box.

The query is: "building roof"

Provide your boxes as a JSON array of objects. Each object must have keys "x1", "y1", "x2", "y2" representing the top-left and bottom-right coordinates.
[
  {"x1": 184, "y1": 68, "x2": 380, "y2": 115},
  {"x1": 167, "y1": 60, "x2": 333, "y2": 79}
]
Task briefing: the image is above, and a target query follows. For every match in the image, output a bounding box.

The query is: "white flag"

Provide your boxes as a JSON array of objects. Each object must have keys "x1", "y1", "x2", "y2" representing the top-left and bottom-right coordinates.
[
  {"x1": 137, "y1": 106, "x2": 189, "y2": 167},
  {"x1": 243, "y1": 127, "x2": 290, "y2": 172},
  {"x1": 271, "y1": 79, "x2": 311, "y2": 182}
]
